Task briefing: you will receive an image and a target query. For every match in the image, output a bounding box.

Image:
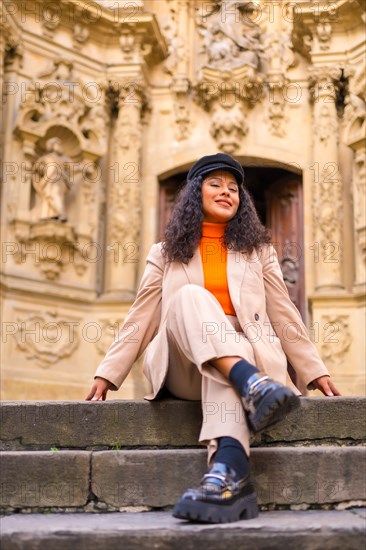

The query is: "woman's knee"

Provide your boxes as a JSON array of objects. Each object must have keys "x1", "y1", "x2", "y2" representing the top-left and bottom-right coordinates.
[{"x1": 172, "y1": 284, "x2": 212, "y2": 306}]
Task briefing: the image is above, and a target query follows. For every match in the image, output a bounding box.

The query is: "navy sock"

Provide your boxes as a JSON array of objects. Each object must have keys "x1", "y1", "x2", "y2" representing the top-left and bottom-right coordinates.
[
  {"x1": 229, "y1": 359, "x2": 259, "y2": 396},
  {"x1": 214, "y1": 436, "x2": 250, "y2": 479}
]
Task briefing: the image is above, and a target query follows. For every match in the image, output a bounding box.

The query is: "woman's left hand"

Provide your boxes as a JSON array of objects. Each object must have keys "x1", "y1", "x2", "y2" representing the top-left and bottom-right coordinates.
[{"x1": 311, "y1": 375, "x2": 342, "y2": 396}]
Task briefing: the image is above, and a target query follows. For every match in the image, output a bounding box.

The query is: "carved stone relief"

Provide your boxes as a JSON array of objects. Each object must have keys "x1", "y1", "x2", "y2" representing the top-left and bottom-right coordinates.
[
  {"x1": 315, "y1": 16, "x2": 333, "y2": 51},
  {"x1": 261, "y1": 15, "x2": 296, "y2": 138},
  {"x1": 267, "y1": 78, "x2": 290, "y2": 138},
  {"x1": 196, "y1": 0, "x2": 264, "y2": 71},
  {"x1": 103, "y1": 79, "x2": 147, "y2": 295},
  {"x1": 109, "y1": 83, "x2": 145, "y2": 245},
  {"x1": 309, "y1": 66, "x2": 341, "y2": 145},
  {"x1": 320, "y1": 315, "x2": 352, "y2": 369},
  {"x1": 343, "y1": 62, "x2": 366, "y2": 283},
  {"x1": 41, "y1": 4, "x2": 61, "y2": 38},
  {"x1": 73, "y1": 23, "x2": 90, "y2": 48},
  {"x1": 353, "y1": 149, "x2": 366, "y2": 230},
  {"x1": 16, "y1": 59, "x2": 107, "y2": 155},
  {"x1": 172, "y1": 76, "x2": 191, "y2": 141},
  {"x1": 12, "y1": 220, "x2": 87, "y2": 280},
  {"x1": 309, "y1": 66, "x2": 344, "y2": 289},
  {"x1": 95, "y1": 319, "x2": 125, "y2": 355},
  {"x1": 160, "y1": 0, "x2": 186, "y2": 76},
  {"x1": 193, "y1": 1, "x2": 272, "y2": 152},
  {"x1": 2, "y1": 19, "x2": 24, "y2": 69},
  {"x1": 313, "y1": 104, "x2": 338, "y2": 144},
  {"x1": 210, "y1": 99, "x2": 248, "y2": 154},
  {"x1": 10, "y1": 59, "x2": 108, "y2": 281},
  {"x1": 14, "y1": 311, "x2": 80, "y2": 368}
]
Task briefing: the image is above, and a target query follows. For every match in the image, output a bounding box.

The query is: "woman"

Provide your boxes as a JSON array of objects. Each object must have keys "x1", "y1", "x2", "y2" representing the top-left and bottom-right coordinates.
[{"x1": 86, "y1": 153, "x2": 341, "y2": 524}]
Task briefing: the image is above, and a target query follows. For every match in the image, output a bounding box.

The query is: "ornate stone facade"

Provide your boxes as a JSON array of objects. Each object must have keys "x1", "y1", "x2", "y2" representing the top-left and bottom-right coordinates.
[{"x1": 1, "y1": 0, "x2": 365, "y2": 399}]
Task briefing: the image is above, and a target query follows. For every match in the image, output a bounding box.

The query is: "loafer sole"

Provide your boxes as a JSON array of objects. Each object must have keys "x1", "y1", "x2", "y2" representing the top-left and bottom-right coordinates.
[
  {"x1": 247, "y1": 387, "x2": 300, "y2": 434},
  {"x1": 172, "y1": 491, "x2": 259, "y2": 524}
]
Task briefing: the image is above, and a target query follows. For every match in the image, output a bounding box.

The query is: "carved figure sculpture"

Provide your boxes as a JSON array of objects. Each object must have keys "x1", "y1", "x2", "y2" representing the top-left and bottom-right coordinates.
[
  {"x1": 202, "y1": 0, "x2": 262, "y2": 69},
  {"x1": 32, "y1": 137, "x2": 72, "y2": 221}
]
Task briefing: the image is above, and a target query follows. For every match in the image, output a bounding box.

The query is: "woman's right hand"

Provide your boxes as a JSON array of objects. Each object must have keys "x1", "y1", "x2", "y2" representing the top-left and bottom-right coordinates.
[{"x1": 85, "y1": 377, "x2": 114, "y2": 401}]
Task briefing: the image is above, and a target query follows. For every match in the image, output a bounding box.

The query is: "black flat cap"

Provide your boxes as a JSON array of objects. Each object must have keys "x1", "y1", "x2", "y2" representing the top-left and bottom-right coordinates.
[{"x1": 187, "y1": 153, "x2": 244, "y2": 185}]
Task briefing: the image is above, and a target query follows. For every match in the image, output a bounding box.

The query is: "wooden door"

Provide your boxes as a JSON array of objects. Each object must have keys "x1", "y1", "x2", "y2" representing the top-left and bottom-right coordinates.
[
  {"x1": 158, "y1": 182, "x2": 178, "y2": 241},
  {"x1": 266, "y1": 175, "x2": 305, "y2": 318}
]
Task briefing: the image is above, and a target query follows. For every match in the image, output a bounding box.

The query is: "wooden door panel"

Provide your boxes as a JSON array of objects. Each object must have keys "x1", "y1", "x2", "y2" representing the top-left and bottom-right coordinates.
[{"x1": 266, "y1": 175, "x2": 305, "y2": 318}]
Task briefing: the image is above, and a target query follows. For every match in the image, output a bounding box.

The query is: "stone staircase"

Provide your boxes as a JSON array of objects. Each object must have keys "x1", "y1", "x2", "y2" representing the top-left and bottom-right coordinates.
[{"x1": 0, "y1": 398, "x2": 365, "y2": 549}]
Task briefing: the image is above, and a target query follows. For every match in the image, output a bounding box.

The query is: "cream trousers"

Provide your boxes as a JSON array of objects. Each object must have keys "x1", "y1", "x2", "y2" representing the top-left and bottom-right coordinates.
[{"x1": 164, "y1": 284, "x2": 258, "y2": 464}]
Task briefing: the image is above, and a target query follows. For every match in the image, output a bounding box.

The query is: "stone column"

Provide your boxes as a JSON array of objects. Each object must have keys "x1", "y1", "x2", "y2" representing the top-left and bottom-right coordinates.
[
  {"x1": 343, "y1": 63, "x2": 366, "y2": 288},
  {"x1": 309, "y1": 67, "x2": 345, "y2": 291},
  {"x1": 0, "y1": 19, "x2": 5, "y2": 166},
  {"x1": 1, "y1": 26, "x2": 23, "y2": 224},
  {"x1": 352, "y1": 146, "x2": 366, "y2": 286},
  {"x1": 103, "y1": 80, "x2": 147, "y2": 300}
]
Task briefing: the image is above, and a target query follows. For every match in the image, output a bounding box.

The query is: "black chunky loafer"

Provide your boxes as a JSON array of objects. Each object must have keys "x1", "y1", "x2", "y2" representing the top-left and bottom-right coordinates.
[
  {"x1": 172, "y1": 462, "x2": 259, "y2": 524},
  {"x1": 243, "y1": 373, "x2": 300, "y2": 433}
]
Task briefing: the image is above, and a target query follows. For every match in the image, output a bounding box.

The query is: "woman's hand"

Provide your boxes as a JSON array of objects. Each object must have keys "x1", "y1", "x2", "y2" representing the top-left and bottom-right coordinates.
[
  {"x1": 85, "y1": 377, "x2": 114, "y2": 401},
  {"x1": 311, "y1": 375, "x2": 342, "y2": 396}
]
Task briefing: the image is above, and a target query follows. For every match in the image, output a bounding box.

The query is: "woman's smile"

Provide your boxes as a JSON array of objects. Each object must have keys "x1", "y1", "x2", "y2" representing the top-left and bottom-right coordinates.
[{"x1": 202, "y1": 170, "x2": 240, "y2": 223}]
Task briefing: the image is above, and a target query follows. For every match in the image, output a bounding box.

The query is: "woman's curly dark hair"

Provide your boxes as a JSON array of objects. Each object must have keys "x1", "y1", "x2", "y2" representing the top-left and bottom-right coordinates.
[{"x1": 162, "y1": 175, "x2": 271, "y2": 263}]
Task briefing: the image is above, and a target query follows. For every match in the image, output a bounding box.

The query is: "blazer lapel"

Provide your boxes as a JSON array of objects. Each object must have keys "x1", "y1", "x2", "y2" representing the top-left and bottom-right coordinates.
[
  {"x1": 181, "y1": 247, "x2": 205, "y2": 286},
  {"x1": 181, "y1": 246, "x2": 248, "y2": 316}
]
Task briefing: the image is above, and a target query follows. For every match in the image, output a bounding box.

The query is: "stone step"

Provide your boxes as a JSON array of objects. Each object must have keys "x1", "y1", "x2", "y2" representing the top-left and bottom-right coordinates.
[
  {"x1": 1, "y1": 398, "x2": 365, "y2": 450},
  {"x1": 1, "y1": 447, "x2": 365, "y2": 511},
  {"x1": 1, "y1": 510, "x2": 365, "y2": 550}
]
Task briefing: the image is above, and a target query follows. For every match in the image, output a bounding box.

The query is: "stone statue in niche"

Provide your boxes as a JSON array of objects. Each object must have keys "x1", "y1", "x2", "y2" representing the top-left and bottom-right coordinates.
[
  {"x1": 200, "y1": 0, "x2": 263, "y2": 70},
  {"x1": 32, "y1": 137, "x2": 72, "y2": 222}
]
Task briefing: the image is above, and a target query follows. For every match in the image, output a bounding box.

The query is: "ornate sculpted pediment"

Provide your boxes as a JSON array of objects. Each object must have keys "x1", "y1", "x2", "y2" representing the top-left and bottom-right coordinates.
[
  {"x1": 196, "y1": 0, "x2": 265, "y2": 71},
  {"x1": 15, "y1": 58, "x2": 108, "y2": 156}
]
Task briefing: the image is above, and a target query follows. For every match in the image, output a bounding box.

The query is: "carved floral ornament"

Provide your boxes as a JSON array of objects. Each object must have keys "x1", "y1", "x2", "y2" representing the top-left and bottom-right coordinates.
[
  {"x1": 14, "y1": 311, "x2": 80, "y2": 368},
  {"x1": 320, "y1": 315, "x2": 352, "y2": 369}
]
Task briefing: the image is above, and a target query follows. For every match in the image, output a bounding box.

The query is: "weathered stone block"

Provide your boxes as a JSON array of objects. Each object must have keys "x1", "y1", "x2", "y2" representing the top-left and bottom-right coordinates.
[
  {"x1": 0, "y1": 400, "x2": 202, "y2": 449},
  {"x1": 91, "y1": 449, "x2": 207, "y2": 507},
  {"x1": 1, "y1": 398, "x2": 365, "y2": 451},
  {"x1": 91, "y1": 447, "x2": 366, "y2": 508},
  {"x1": 251, "y1": 446, "x2": 366, "y2": 505},
  {"x1": 0, "y1": 451, "x2": 90, "y2": 508}
]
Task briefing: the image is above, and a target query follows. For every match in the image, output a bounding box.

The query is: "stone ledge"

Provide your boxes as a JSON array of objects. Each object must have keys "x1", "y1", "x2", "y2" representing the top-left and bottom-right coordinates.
[
  {"x1": 0, "y1": 510, "x2": 365, "y2": 550},
  {"x1": 1, "y1": 398, "x2": 365, "y2": 450},
  {"x1": 1, "y1": 447, "x2": 364, "y2": 510},
  {"x1": 91, "y1": 447, "x2": 366, "y2": 508}
]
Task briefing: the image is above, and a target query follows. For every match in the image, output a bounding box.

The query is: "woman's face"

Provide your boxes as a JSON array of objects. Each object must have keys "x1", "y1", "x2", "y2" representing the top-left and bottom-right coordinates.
[{"x1": 201, "y1": 170, "x2": 240, "y2": 223}]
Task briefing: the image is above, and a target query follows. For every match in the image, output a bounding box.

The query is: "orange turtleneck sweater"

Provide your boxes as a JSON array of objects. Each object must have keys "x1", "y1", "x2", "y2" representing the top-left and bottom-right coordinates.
[{"x1": 199, "y1": 222, "x2": 236, "y2": 316}]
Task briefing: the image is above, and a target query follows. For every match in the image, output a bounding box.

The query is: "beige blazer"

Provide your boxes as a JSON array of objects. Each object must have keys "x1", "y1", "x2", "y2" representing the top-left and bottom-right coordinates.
[{"x1": 95, "y1": 243, "x2": 329, "y2": 399}]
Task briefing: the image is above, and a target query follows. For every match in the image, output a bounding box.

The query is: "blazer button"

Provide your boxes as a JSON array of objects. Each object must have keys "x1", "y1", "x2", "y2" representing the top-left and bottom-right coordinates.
[{"x1": 254, "y1": 313, "x2": 259, "y2": 321}]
